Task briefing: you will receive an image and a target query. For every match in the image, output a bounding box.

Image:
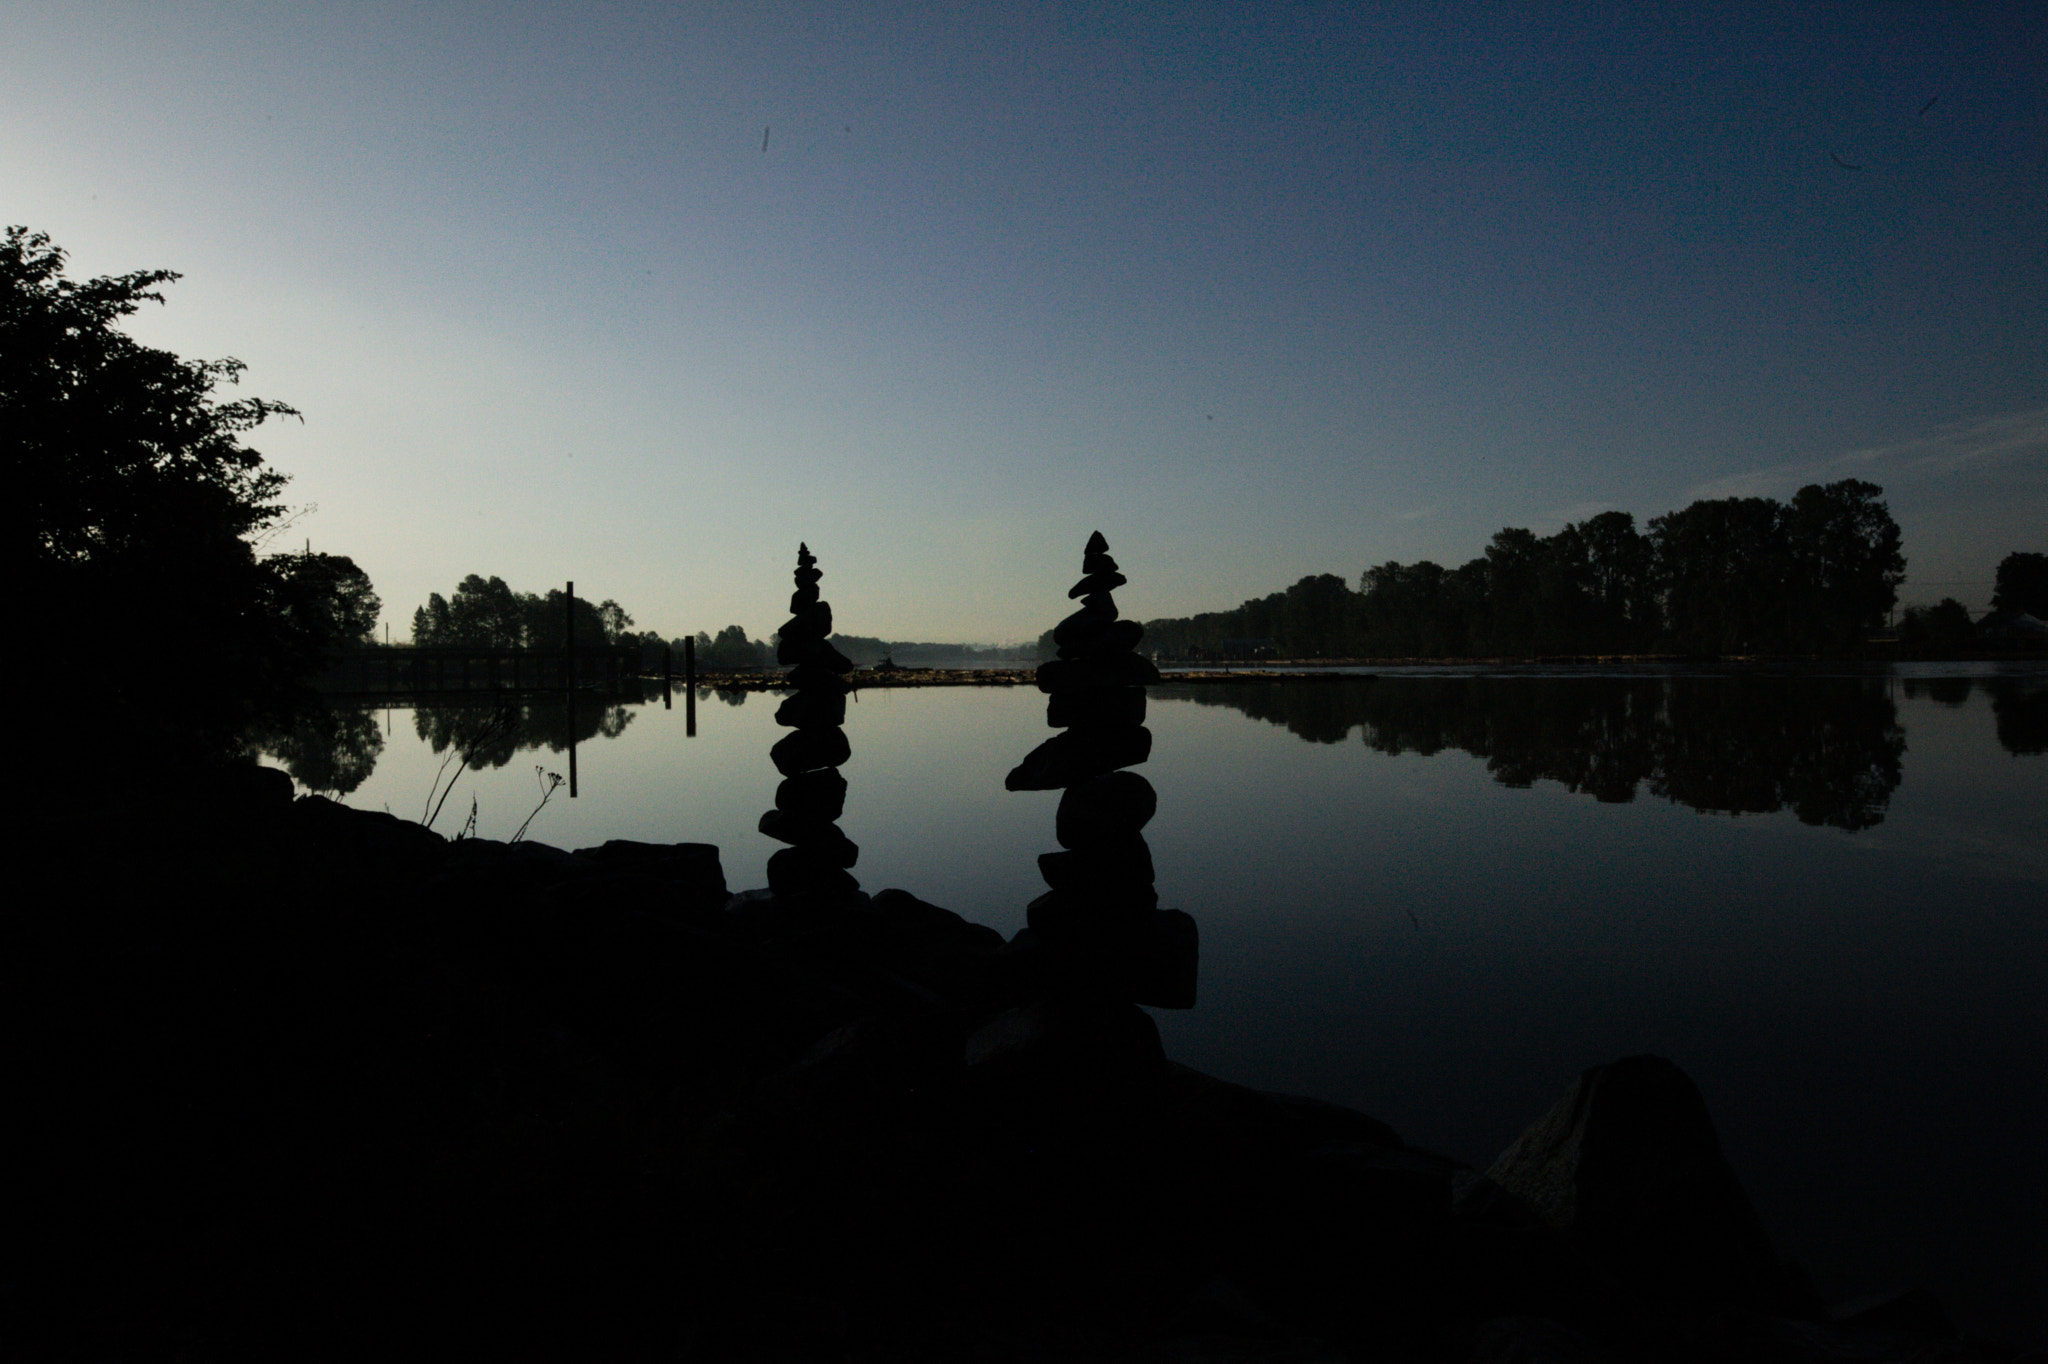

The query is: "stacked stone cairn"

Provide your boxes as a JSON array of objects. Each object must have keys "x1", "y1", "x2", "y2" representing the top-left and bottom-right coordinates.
[
  {"x1": 758, "y1": 543, "x2": 860, "y2": 903},
  {"x1": 1005, "y1": 531, "x2": 1197, "y2": 1008}
]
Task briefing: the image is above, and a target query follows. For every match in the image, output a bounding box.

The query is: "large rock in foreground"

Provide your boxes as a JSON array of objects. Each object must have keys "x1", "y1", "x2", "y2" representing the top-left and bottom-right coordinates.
[{"x1": 1481, "y1": 1053, "x2": 1798, "y2": 1312}]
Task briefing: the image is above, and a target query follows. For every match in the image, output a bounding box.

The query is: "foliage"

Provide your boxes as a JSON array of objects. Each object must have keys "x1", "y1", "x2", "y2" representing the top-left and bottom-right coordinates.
[
  {"x1": 6, "y1": 225, "x2": 369, "y2": 767},
  {"x1": 1141, "y1": 483, "x2": 1904, "y2": 660},
  {"x1": 1898, "y1": 598, "x2": 1976, "y2": 654},
  {"x1": 692, "y1": 624, "x2": 775, "y2": 670},
  {"x1": 410, "y1": 574, "x2": 634, "y2": 649},
  {"x1": 1991, "y1": 551, "x2": 2048, "y2": 618}
]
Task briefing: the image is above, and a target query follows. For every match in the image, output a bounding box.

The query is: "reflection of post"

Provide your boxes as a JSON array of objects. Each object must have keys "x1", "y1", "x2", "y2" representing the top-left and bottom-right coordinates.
[
  {"x1": 684, "y1": 635, "x2": 697, "y2": 737},
  {"x1": 662, "y1": 643, "x2": 673, "y2": 710}
]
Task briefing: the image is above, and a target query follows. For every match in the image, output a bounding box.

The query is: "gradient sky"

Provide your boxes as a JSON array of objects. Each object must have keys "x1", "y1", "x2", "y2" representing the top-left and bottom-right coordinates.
[{"x1": 9, "y1": 2, "x2": 2045, "y2": 641}]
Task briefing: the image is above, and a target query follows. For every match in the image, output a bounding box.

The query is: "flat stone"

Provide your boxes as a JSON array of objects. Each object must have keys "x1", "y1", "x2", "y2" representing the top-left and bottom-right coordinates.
[
  {"x1": 1038, "y1": 836, "x2": 1154, "y2": 893},
  {"x1": 757, "y1": 813, "x2": 858, "y2": 865},
  {"x1": 775, "y1": 600, "x2": 833, "y2": 642},
  {"x1": 1004, "y1": 726, "x2": 1151, "y2": 790},
  {"x1": 776, "y1": 636, "x2": 854, "y2": 670},
  {"x1": 1055, "y1": 618, "x2": 1145, "y2": 661},
  {"x1": 770, "y1": 725, "x2": 852, "y2": 776},
  {"x1": 783, "y1": 662, "x2": 851, "y2": 691},
  {"x1": 775, "y1": 768, "x2": 847, "y2": 821},
  {"x1": 1020, "y1": 895, "x2": 1192, "y2": 1006},
  {"x1": 1047, "y1": 687, "x2": 1147, "y2": 732},
  {"x1": 766, "y1": 846, "x2": 859, "y2": 898},
  {"x1": 1052, "y1": 601, "x2": 1118, "y2": 647},
  {"x1": 793, "y1": 565, "x2": 822, "y2": 587},
  {"x1": 774, "y1": 689, "x2": 845, "y2": 729},
  {"x1": 1068, "y1": 571, "x2": 1128, "y2": 599},
  {"x1": 1081, "y1": 549, "x2": 1118, "y2": 575},
  {"x1": 1036, "y1": 654, "x2": 1161, "y2": 692},
  {"x1": 756, "y1": 809, "x2": 857, "y2": 857},
  {"x1": 1056, "y1": 771, "x2": 1158, "y2": 847},
  {"x1": 788, "y1": 584, "x2": 819, "y2": 612}
]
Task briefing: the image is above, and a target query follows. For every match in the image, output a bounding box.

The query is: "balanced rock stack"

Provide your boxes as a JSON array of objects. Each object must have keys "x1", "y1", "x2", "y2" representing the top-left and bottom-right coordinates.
[
  {"x1": 1006, "y1": 531, "x2": 1197, "y2": 1008},
  {"x1": 759, "y1": 543, "x2": 860, "y2": 902}
]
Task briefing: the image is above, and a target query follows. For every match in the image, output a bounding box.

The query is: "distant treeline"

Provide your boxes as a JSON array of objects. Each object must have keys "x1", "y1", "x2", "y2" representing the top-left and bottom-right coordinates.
[
  {"x1": 1135, "y1": 480, "x2": 1907, "y2": 659},
  {"x1": 685, "y1": 630, "x2": 1034, "y2": 670},
  {"x1": 412, "y1": 574, "x2": 637, "y2": 649},
  {"x1": 410, "y1": 580, "x2": 1033, "y2": 672}
]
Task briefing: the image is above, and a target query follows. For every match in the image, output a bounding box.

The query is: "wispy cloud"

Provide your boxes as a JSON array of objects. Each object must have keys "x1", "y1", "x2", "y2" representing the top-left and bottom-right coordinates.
[
  {"x1": 1394, "y1": 506, "x2": 1435, "y2": 522},
  {"x1": 1684, "y1": 407, "x2": 2048, "y2": 503}
]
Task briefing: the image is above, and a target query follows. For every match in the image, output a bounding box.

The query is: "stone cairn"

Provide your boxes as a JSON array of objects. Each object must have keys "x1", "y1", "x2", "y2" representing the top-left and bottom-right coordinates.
[
  {"x1": 1006, "y1": 531, "x2": 1197, "y2": 1008},
  {"x1": 759, "y1": 543, "x2": 860, "y2": 902}
]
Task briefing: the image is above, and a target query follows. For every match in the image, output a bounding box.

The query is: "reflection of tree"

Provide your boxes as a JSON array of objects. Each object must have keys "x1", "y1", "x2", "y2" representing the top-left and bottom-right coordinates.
[
  {"x1": 253, "y1": 702, "x2": 385, "y2": 794},
  {"x1": 1166, "y1": 675, "x2": 1907, "y2": 830},
  {"x1": 1988, "y1": 679, "x2": 2046, "y2": 756},
  {"x1": 1903, "y1": 677, "x2": 1974, "y2": 707},
  {"x1": 412, "y1": 698, "x2": 636, "y2": 769}
]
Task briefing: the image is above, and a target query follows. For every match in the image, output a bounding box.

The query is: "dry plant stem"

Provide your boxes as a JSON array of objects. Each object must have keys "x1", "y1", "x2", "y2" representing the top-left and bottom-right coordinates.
[
  {"x1": 509, "y1": 766, "x2": 564, "y2": 844},
  {"x1": 423, "y1": 708, "x2": 512, "y2": 831}
]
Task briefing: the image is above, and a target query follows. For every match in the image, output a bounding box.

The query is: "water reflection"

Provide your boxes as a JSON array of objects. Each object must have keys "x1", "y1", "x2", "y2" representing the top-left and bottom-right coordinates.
[
  {"x1": 412, "y1": 695, "x2": 638, "y2": 770},
  {"x1": 1160, "y1": 675, "x2": 1916, "y2": 830},
  {"x1": 1902, "y1": 675, "x2": 2047, "y2": 755},
  {"x1": 250, "y1": 703, "x2": 386, "y2": 794}
]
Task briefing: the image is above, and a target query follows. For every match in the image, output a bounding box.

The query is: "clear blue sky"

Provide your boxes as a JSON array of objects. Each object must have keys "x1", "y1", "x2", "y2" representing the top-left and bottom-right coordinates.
[{"x1": 9, "y1": 1, "x2": 2044, "y2": 640}]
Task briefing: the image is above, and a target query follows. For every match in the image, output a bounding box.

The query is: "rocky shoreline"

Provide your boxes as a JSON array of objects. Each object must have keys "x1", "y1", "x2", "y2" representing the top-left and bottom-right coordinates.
[{"x1": 24, "y1": 770, "x2": 2029, "y2": 1362}]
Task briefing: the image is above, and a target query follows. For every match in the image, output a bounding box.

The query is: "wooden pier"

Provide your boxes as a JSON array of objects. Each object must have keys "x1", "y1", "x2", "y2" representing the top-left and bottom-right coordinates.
[{"x1": 315, "y1": 645, "x2": 644, "y2": 697}]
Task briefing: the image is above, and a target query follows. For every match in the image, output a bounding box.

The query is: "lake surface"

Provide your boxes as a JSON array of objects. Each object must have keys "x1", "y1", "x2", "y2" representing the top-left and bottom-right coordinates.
[{"x1": 268, "y1": 664, "x2": 2047, "y2": 1346}]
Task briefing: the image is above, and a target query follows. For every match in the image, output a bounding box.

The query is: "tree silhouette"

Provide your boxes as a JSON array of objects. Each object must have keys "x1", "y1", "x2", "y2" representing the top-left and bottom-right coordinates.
[{"x1": 7, "y1": 225, "x2": 359, "y2": 770}]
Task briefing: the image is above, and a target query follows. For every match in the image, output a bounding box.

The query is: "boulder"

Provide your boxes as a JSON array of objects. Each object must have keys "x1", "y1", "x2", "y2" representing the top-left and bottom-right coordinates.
[{"x1": 1483, "y1": 1054, "x2": 1791, "y2": 1310}]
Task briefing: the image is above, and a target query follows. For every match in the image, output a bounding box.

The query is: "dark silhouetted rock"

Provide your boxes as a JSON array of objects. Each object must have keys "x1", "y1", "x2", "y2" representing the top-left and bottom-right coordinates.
[
  {"x1": 1484, "y1": 1054, "x2": 1792, "y2": 1310},
  {"x1": 770, "y1": 725, "x2": 852, "y2": 777},
  {"x1": 1038, "y1": 837, "x2": 1155, "y2": 893},
  {"x1": 1004, "y1": 726, "x2": 1152, "y2": 790},
  {"x1": 964, "y1": 994, "x2": 1166, "y2": 1086},
  {"x1": 1036, "y1": 654, "x2": 1162, "y2": 691},
  {"x1": 775, "y1": 769, "x2": 848, "y2": 822},
  {"x1": 1056, "y1": 771, "x2": 1158, "y2": 848},
  {"x1": 1047, "y1": 685, "x2": 1147, "y2": 729},
  {"x1": 757, "y1": 543, "x2": 861, "y2": 903},
  {"x1": 774, "y1": 689, "x2": 846, "y2": 729},
  {"x1": 1006, "y1": 531, "x2": 1196, "y2": 1010},
  {"x1": 1068, "y1": 570, "x2": 1128, "y2": 598}
]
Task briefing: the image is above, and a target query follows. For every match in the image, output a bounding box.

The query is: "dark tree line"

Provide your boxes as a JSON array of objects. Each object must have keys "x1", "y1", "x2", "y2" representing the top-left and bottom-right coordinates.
[
  {"x1": 8, "y1": 225, "x2": 380, "y2": 776},
  {"x1": 411, "y1": 574, "x2": 635, "y2": 650},
  {"x1": 1141, "y1": 482, "x2": 1907, "y2": 659}
]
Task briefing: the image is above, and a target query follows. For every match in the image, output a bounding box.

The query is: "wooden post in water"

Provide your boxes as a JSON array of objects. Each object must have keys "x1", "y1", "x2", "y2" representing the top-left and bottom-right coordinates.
[
  {"x1": 684, "y1": 635, "x2": 697, "y2": 737},
  {"x1": 565, "y1": 581, "x2": 578, "y2": 798}
]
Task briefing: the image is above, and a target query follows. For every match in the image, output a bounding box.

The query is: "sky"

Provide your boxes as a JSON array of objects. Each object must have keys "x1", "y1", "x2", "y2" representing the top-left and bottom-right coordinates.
[{"x1": 8, "y1": 1, "x2": 2045, "y2": 641}]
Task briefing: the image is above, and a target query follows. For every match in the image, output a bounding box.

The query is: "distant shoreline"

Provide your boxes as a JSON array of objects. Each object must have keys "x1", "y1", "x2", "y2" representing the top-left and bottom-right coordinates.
[{"x1": 676, "y1": 653, "x2": 2047, "y2": 691}]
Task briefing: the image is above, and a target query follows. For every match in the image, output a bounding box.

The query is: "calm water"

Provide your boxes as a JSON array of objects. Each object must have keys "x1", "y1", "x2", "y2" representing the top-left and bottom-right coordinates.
[{"x1": 269, "y1": 665, "x2": 2047, "y2": 1345}]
